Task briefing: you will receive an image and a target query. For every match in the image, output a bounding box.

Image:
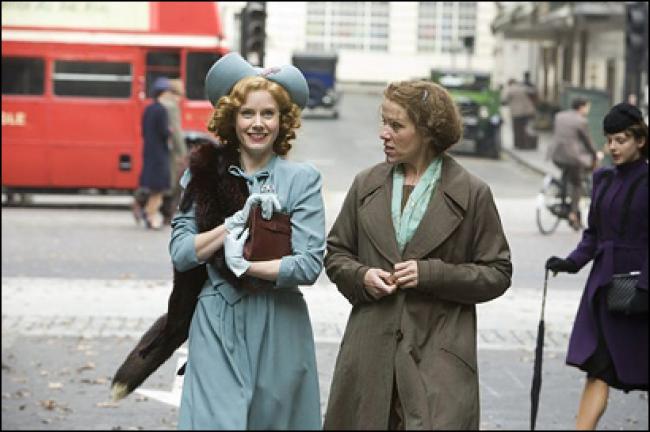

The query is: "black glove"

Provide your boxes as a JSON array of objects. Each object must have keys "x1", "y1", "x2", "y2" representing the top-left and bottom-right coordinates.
[
  {"x1": 627, "y1": 288, "x2": 648, "y2": 315},
  {"x1": 545, "y1": 256, "x2": 579, "y2": 274}
]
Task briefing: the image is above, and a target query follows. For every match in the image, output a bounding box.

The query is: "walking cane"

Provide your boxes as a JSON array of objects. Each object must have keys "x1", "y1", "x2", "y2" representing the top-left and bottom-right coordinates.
[{"x1": 530, "y1": 268, "x2": 549, "y2": 430}]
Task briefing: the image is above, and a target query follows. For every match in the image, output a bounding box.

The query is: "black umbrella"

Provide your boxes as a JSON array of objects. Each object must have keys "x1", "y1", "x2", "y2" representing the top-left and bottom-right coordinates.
[{"x1": 530, "y1": 269, "x2": 550, "y2": 430}]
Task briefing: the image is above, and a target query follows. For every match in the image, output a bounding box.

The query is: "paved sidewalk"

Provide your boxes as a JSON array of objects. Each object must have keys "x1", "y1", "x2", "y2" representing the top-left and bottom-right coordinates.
[
  {"x1": 3, "y1": 333, "x2": 648, "y2": 431},
  {"x1": 2, "y1": 276, "x2": 648, "y2": 430}
]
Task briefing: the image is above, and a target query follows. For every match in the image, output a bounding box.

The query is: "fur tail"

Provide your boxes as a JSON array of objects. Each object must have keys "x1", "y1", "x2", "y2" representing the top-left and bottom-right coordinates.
[
  {"x1": 110, "y1": 314, "x2": 186, "y2": 401},
  {"x1": 110, "y1": 265, "x2": 207, "y2": 401}
]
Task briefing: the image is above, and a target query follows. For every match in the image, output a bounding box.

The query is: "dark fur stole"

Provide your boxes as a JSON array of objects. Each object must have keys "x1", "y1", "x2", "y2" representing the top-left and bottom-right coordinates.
[{"x1": 111, "y1": 142, "x2": 249, "y2": 401}]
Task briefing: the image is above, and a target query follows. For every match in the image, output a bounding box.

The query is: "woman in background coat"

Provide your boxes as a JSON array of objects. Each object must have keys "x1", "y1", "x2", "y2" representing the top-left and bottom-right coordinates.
[
  {"x1": 323, "y1": 80, "x2": 512, "y2": 429},
  {"x1": 138, "y1": 77, "x2": 172, "y2": 229},
  {"x1": 546, "y1": 102, "x2": 648, "y2": 429}
]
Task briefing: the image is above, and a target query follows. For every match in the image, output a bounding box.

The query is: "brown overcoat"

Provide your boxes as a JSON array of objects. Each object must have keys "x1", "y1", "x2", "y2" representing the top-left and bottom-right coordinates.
[{"x1": 323, "y1": 154, "x2": 512, "y2": 430}]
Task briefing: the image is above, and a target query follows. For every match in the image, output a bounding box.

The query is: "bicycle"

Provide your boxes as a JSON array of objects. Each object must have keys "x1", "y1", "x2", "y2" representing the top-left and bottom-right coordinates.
[{"x1": 536, "y1": 169, "x2": 592, "y2": 235}]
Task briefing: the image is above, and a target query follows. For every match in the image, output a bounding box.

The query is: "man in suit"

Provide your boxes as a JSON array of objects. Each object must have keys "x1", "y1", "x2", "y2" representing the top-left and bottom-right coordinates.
[{"x1": 547, "y1": 97, "x2": 598, "y2": 230}]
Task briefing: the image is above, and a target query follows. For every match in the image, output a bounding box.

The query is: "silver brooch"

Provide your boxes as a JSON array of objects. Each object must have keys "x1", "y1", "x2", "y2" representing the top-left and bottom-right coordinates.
[{"x1": 261, "y1": 184, "x2": 275, "y2": 193}]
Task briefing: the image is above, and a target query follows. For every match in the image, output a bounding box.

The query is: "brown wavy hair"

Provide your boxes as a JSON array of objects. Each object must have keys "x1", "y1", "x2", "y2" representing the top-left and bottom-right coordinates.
[
  {"x1": 207, "y1": 76, "x2": 302, "y2": 155},
  {"x1": 384, "y1": 80, "x2": 463, "y2": 155}
]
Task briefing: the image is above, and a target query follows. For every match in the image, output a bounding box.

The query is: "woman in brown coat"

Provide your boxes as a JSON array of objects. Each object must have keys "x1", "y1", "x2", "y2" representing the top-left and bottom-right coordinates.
[{"x1": 323, "y1": 80, "x2": 513, "y2": 430}]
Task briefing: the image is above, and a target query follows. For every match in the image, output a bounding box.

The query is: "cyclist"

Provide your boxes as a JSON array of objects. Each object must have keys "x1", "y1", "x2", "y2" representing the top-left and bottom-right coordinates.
[{"x1": 547, "y1": 97, "x2": 600, "y2": 230}]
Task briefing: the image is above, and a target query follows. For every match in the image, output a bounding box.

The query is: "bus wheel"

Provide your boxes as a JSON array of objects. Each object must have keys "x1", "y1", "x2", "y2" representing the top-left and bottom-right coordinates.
[
  {"x1": 5, "y1": 191, "x2": 31, "y2": 205},
  {"x1": 4, "y1": 190, "x2": 18, "y2": 205}
]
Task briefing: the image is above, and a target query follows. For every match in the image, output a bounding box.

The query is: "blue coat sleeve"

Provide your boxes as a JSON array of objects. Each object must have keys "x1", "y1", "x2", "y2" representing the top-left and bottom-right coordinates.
[{"x1": 276, "y1": 166, "x2": 326, "y2": 287}]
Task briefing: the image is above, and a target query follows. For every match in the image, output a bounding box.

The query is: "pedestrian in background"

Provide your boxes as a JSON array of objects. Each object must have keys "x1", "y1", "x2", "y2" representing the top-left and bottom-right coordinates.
[
  {"x1": 160, "y1": 78, "x2": 188, "y2": 225},
  {"x1": 170, "y1": 53, "x2": 325, "y2": 429},
  {"x1": 503, "y1": 77, "x2": 537, "y2": 149},
  {"x1": 137, "y1": 77, "x2": 172, "y2": 230},
  {"x1": 547, "y1": 97, "x2": 599, "y2": 230},
  {"x1": 323, "y1": 80, "x2": 512, "y2": 429},
  {"x1": 546, "y1": 102, "x2": 648, "y2": 430},
  {"x1": 523, "y1": 71, "x2": 539, "y2": 106}
]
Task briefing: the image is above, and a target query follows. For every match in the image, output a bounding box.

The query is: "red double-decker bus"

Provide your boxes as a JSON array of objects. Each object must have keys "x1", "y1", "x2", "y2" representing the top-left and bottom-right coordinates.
[{"x1": 2, "y1": 2, "x2": 227, "y2": 201}]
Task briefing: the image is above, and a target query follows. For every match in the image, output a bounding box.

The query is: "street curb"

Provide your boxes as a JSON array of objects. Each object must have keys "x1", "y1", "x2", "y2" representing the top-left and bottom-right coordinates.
[
  {"x1": 337, "y1": 81, "x2": 386, "y2": 95},
  {"x1": 501, "y1": 147, "x2": 548, "y2": 177}
]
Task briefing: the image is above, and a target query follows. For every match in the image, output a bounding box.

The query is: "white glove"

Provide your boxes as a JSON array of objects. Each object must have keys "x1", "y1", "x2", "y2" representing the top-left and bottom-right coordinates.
[
  {"x1": 253, "y1": 192, "x2": 282, "y2": 220},
  {"x1": 224, "y1": 226, "x2": 251, "y2": 277},
  {"x1": 224, "y1": 193, "x2": 281, "y2": 232}
]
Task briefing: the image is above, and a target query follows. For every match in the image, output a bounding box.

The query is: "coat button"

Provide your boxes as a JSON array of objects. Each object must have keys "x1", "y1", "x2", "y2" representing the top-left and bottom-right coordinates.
[{"x1": 396, "y1": 329, "x2": 403, "y2": 341}]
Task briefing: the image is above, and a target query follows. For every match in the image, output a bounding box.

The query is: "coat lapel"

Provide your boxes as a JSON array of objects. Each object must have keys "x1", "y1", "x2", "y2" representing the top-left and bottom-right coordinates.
[
  {"x1": 402, "y1": 154, "x2": 470, "y2": 259},
  {"x1": 358, "y1": 164, "x2": 402, "y2": 264}
]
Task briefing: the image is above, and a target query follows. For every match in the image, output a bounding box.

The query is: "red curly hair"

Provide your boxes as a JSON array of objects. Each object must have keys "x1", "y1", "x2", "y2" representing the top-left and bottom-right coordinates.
[{"x1": 207, "y1": 76, "x2": 302, "y2": 156}]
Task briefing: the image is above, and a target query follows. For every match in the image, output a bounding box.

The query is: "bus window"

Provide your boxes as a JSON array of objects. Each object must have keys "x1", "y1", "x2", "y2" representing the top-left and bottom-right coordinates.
[
  {"x1": 53, "y1": 60, "x2": 131, "y2": 98},
  {"x1": 2, "y1": 57, "x2": 45, "y2": 95},
  {"x1": 145, "y1": 51, "x2": 180, "y2": 97},
  {"x1": 186, "y1": 52, "x2": 221, "y2": 100}
]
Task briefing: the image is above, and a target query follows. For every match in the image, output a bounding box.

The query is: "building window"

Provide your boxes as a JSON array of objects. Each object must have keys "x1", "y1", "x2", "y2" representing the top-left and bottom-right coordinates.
[
  {"x1": 186, "y1": 52, "x2": 221, "y2": 101},
  {"x1": 306, "y1": 42, "x2": 325, "y2": 51},
  {"x1": 417, "y1": 1, "x2": 476, "y2": 54},
  {"x1": 145, "y1": 51, "x2": 180, "y2": 98},
  {"x1": 307, "y1": 22, "x2": 326, "y2": 36},
  {"x1": 307, "y1": 1, "x2": 326, "y2": 13},
  {"x1": 2, "y1": 57, "x2": 45, "y2": 95},
  {"x1": 306, "y1": 1, "x2": 389, "y2": 52},
  {"x1": 417, "y1": 2, "x2": 437, "y2": 52},
  {"x1": 53, "y1": 60, "x2": 131, "y2": 98}
]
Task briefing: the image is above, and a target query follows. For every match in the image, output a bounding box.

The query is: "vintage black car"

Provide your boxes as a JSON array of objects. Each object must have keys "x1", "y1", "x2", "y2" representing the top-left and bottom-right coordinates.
[{"x1": 292, "y1": 52, "x2": 340, "y2": 118}]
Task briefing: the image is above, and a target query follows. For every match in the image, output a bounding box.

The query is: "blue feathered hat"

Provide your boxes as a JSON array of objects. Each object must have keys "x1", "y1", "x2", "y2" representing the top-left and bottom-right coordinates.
[{"x1": 205, "y1": 52, "x2": 309, "y2": 109}]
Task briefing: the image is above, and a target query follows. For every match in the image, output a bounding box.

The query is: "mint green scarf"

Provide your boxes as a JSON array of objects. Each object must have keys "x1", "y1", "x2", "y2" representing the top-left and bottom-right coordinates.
[{"x1": 391, "y1": 157, "x2": 443, "y2": 253}]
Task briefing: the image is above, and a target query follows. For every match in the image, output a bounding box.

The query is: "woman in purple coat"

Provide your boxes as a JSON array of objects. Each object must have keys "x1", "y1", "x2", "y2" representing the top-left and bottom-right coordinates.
[{"x1": 546, "y1": 102, "x2": 648, "y2": 429}]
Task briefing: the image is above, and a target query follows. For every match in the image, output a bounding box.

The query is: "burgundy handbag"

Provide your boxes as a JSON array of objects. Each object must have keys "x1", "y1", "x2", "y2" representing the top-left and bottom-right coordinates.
[{"x1": 243, "y1": 206, "x2": 292, "y2": 261}]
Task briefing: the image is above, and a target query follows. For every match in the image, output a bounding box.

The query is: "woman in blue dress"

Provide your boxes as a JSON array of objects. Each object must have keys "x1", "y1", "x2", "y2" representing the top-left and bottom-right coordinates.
[
  {"x1": 546, "y1": 102, "x2": 648, "y2": 429},
  {"x1": 170, "y1": 53, "x2": 325, "y2": 429}
]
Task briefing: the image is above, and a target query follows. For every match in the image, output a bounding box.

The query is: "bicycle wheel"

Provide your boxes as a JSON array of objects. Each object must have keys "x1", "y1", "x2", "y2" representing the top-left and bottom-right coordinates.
[{"x1": 536, "y1": 175, "x2": 562, "y2": 235}]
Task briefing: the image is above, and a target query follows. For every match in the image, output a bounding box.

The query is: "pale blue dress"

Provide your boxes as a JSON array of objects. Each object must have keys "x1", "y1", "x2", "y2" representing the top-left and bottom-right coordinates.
[{"x1": 170, "y1": 155, "x2": 325, "y2": 430}]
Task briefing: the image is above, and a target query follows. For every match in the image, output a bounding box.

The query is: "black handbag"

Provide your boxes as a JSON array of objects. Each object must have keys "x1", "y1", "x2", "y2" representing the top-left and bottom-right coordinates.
[{"x1": 606, "y1": 271, "x2": 643, "y2": 314}]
